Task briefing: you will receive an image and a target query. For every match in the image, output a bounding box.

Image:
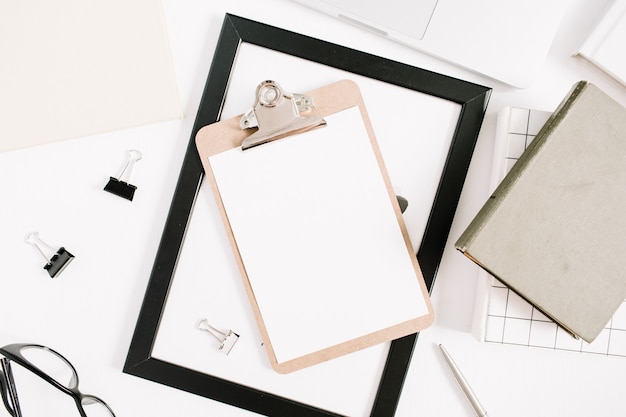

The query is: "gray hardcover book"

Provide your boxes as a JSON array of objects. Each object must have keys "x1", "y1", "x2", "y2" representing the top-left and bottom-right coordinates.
[{"x1": 456, "y1": 81, "x2": 626, "y2": 343}]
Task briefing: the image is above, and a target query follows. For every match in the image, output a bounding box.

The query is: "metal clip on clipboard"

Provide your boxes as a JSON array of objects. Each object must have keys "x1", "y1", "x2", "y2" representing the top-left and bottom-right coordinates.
[{"x1": 239, "y1": 80, "x2": 326, "y2": 150}]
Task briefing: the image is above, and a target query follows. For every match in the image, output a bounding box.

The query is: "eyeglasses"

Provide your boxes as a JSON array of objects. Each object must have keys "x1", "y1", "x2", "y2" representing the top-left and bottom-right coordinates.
[{"x1": 0, "y1": 343, "x2": 115, "y2": 417}]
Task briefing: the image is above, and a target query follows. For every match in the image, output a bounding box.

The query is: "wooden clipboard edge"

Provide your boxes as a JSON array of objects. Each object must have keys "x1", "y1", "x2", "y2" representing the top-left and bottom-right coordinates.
[{"x1": 195, "y1": 79, "x2": 434, "y2": 373}]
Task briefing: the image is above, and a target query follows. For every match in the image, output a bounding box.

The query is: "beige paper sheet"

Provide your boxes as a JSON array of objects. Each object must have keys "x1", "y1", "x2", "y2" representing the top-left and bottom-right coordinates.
[{"x1": 0, "y1": 0, "x2": 182, "y2": 152}]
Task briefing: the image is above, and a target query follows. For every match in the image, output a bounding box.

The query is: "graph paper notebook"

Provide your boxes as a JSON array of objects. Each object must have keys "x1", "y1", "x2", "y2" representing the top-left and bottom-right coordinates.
[
  {"x1": 195, "y1": 80, "x2": 434, "y2": 373},
  {"x1": 456, "y1": 81, "x2": 626, "y2": 343},
  {"x1": 475, "y1": 106, "x2": 626, "y2": 356}
]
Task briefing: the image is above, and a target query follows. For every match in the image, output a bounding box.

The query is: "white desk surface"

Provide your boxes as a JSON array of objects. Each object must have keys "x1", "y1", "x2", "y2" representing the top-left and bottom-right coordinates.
[{"x1": 2, "y1": 1, "x2": 626, "y2": 416}]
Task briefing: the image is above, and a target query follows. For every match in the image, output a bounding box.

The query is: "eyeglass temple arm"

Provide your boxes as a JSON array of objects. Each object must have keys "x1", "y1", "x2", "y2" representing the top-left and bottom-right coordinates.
[{"x1": 0, "y1": 359, "x2": 23, "y2": 417}]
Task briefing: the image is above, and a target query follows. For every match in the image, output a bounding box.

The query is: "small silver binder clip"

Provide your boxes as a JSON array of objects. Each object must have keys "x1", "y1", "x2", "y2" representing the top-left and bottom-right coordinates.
[
  {"x1": 104, "y1": 150, "x2": 142, "y2": 201},
  {"x1": 240, "y1": 80, "x2": 326, "y2": 150},
  {"x1": 26, "y1": 232, "x2": 74, "y2": 278},
  {"x1": 198, "y1": 319, "x2": 239, "y2": 355}
]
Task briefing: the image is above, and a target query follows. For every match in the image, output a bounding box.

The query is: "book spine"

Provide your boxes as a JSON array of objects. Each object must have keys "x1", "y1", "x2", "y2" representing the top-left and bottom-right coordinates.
[{"x1": 454, "y1": 81, "x2": 588, "y2": 252}]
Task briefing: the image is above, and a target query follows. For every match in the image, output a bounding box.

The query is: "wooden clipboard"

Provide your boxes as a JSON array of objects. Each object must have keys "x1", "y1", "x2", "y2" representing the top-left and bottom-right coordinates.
[{"x1": 195, "y1": 80, "x2": 434, "y2": 373}]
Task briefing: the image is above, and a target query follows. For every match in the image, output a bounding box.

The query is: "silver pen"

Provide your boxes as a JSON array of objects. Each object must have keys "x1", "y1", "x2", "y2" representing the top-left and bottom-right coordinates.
[{"x1": 438, "y1": 344, "x2": 489, "y2": 417}]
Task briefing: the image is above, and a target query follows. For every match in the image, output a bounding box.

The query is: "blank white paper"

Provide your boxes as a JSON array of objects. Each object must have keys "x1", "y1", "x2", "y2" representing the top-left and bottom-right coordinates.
[{"x1": 209, "y1": 106, "x2": 429, "y2": 364}]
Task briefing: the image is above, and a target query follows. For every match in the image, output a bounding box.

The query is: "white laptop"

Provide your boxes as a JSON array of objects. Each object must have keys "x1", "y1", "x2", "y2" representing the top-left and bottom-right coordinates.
[{"x1": 292, "y1": 0, "x2": 567, "y2": 88}]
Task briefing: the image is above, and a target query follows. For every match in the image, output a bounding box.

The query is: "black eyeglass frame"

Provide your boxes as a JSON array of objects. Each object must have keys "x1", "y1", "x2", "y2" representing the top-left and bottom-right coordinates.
[{"x1": 0, "y1": 343, "x2": 115, "y2": 417}]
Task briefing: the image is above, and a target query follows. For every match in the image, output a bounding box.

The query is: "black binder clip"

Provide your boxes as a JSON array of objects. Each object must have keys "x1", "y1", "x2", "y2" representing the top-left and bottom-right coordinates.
[
  {"x1": 239, "y1": 80, "x2": 326, "y2": 150},
  {"x1": 104, "y1": 150, "x2": 142, "y2": 201},
  {"x1": 26, "y1": 232, "x2": 74, "y2": 278},
  {"x1": 396, "y1": 195, "x2": 409, "y2": 213},
  {"x1": 198, "y1": 319, "x2": 239, "y2": 355}
]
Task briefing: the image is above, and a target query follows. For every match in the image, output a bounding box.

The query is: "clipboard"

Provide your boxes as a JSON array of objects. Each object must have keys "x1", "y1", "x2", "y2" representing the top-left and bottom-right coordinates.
[{"x1": 195, "y1": 79, "x2": 434, "y2": 373}]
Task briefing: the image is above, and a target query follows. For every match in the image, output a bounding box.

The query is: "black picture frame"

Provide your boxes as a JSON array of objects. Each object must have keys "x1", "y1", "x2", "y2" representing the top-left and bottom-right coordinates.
[{"x1": 124, "y1": 13, "x2": 491, "y2": 417}]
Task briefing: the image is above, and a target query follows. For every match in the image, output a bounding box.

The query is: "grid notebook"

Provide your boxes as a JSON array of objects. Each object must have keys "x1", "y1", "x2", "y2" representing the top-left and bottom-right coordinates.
[{"x1": 479, "y1": 107, "x2": 626, "y2": 356}]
